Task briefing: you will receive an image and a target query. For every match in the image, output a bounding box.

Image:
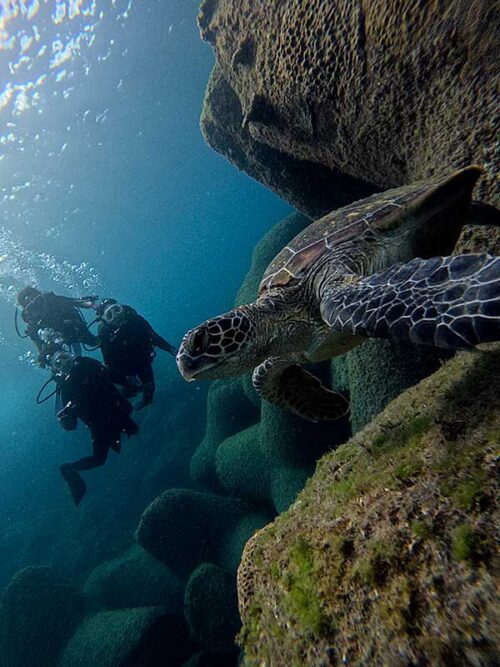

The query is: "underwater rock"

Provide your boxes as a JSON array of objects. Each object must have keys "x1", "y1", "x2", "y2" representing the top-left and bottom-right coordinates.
[
  {"x1": 184, "y1": 563, "x2": 240, "y2": 654},
  {"x1": 60, "y1": 607, "x2": 195, "y2": 667},
  {"x1": 200, "y1": 0, "x2": 499, "y2": 217},
  {"x1": 238, "y1": 344, "x2": 500, "y2": 666},
  {"x1": 190, "y1": 378, "x2": 259, "y2": 489},
  {"x1": 83, "y1": 544, "x2": 183, "y2": 612},
  {"x1": 0, "y1": 566, "x2": 88, "y2": 667},
  {"x1": 136, "y1": 488, "x2": 270, "y2": 579},
  {"x1": 200, "y1": 64, "x2": 372, "y2": 219}
]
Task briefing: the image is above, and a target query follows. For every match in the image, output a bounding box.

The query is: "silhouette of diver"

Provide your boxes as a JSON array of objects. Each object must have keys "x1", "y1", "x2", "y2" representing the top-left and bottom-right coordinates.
[
  {"x1": 17, "y1": 286, "x2": 98, "y2": 358},
  {"x1": 96, "y1": 299, "x2": 177, "y2": 410},
  {"x1": 52, "y1": 351, "x2": 139, "y2": 505}
]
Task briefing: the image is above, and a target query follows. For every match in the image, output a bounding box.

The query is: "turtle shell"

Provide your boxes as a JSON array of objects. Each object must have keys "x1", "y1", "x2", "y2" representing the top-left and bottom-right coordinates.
[{"x1": 259, "y1": 166, "x2": 482, "y2": 293}]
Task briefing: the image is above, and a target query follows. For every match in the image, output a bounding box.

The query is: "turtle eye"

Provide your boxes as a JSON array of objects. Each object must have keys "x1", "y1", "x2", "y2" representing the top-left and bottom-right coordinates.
[{"x1": 191, "y1": 327, "x2": 207, "y2": 355}]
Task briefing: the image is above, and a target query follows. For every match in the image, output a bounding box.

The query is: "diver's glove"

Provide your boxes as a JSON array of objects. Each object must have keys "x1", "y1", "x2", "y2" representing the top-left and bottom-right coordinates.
[
  {"x1": 57, "y1": 401, "x2": 78, "y2": 431},
  {"x1": 77, "y1": 295, "x2": 99, "y2": 308}
]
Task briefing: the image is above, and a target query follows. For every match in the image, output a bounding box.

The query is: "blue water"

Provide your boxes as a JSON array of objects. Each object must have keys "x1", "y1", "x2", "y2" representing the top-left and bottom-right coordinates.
[{"x1": 0, "y1": 0, "x2": 291, "y2": 532}]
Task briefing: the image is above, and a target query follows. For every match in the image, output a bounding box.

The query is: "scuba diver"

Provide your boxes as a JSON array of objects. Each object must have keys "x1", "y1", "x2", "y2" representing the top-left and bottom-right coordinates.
[
  {"x1": 51, "y1": 349, "x2": 139, "y2": 505},
  {"x1": 95, "y1": 299, "x2": 177, "y2": 410},
  {"x1": 16, "y1": 286, "x2": 99, "y2": 358}
]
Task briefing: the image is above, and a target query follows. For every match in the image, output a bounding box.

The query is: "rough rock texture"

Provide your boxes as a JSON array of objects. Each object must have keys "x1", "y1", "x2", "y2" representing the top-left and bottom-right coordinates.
[
  {"x1": 136, "y1": 489, "x2": 270, "y2": 579},
  {"x1": 238, "y1": 344, "x2": 500, "y2": 666},
  {"x1": 200, "y1": 64, "x2": 375, "y2": 218},
  {"x1": 59, "y1": 607, "x2": 195, "y2": 667},
  {"x1": 184, "y1": 563, "x2": 240, "y2": 654},
  {"x1": 0, "y1": 566, "x2": 88, "y2": 667},
  {"x1": 83, "y1": 545, "x2": 183, "y2": 612},
  {"x1": 199, "y1": 0, "x2": 499, "y2": 218}
]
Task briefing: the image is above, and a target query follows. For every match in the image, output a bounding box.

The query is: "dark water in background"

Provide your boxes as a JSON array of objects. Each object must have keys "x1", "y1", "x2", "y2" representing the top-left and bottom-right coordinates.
[{"x1": 0, "y1": 0, "x2": 291, "y2": 540}]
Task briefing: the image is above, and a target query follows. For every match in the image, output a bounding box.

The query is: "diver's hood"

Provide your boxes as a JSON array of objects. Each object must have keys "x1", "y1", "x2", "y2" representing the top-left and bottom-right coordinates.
[{"x1": 17, "y1": 286, "x2": 40, "y2": 307}]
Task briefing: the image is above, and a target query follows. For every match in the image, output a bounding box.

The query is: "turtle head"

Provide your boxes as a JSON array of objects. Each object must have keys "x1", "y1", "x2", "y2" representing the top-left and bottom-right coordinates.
[{"x1": 177, "y1": 308, "x2": 260, "y2": 381}]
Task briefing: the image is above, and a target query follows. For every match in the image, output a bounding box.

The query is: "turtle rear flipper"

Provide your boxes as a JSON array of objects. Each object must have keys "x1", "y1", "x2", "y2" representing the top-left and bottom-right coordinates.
[
  {"x1": 252, "y1": 356, "x2": 349, "y2": 422},
  {"x1": 468, "y1": 201, "x2": 500, "y2": 226},
  {"x1": 321, "y1": 254, "x2": 500, "y2": 350}
]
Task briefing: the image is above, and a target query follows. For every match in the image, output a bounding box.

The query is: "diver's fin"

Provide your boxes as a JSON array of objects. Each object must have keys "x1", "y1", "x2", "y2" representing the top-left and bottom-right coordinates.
[
  {"x1": 468, "y1": 201, "x2": 500, "y2": 226},
  {"x1": 252, "y1": 356, "x2": 349, "y2": 422},
  {"x1": 60, "y1": 464, "x2": 87, "y2": 506}
]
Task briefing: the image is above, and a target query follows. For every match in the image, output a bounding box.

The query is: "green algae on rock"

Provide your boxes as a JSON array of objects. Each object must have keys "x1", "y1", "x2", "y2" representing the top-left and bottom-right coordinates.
[{"x1": 237, "y1": 345, "x2": 500, "y2": 666}]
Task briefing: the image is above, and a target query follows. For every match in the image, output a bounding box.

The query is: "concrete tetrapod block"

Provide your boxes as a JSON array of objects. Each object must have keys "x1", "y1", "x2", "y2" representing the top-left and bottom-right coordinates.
[
  {"x1": 83, "y1": 544, "x2": 183, "y2": 612},
  {"x1": 0, "y1": 566, "x2": 88, "y2": 667},
  {"x1": 136, "y1": 488, "x2": 270, "y2": 579},
  {"x1": 59, "y1": 607, "x2": 196, "y2": 667}
]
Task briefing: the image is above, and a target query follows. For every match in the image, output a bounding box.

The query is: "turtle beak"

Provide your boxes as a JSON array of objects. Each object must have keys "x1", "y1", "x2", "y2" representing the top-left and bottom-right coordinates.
[{"x1": 176, "y1": 351, "x2": 197, "y2": 382}]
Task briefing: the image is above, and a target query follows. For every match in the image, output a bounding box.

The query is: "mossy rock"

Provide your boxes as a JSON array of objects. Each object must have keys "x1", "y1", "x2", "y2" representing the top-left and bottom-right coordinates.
[
  {"x1": 59, "y1": 607, "x2": 195, "y2": 667},
  {"x1": 184, "y1": 563, "x2": 240, "y2": 654},
  {"x1": 238, "y1": 344, "x2": 500, "y2": 666},
  {"x1": 83, "y1": 545, "x2": 183, "y2": 612},
  {"x1": 0, "y1": 566, "x2": 88, "y2": 667}
]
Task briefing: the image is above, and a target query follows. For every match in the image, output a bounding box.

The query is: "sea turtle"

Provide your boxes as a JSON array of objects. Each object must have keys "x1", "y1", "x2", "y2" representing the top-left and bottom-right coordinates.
[{"x1": 177, "y1": 166, "x2": 500, "y2": 421}]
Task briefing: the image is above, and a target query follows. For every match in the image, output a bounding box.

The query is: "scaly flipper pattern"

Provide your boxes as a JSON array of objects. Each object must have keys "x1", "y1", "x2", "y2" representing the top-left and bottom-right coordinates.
[
  {"x1": 252, "y1": 356, "x2": 349, "y2": 422},
  {"x1": 321, "y1": 254, "x2": 500, "y2": 349}
]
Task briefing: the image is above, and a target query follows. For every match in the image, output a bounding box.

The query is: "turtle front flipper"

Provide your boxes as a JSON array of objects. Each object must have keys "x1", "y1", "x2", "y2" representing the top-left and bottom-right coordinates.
[
  {"x1": 321, "y1": 254, "x2": 500, "y2": 350},
  {"x1": 252, "y1": 356, "x2": 349, "y2": 422}
]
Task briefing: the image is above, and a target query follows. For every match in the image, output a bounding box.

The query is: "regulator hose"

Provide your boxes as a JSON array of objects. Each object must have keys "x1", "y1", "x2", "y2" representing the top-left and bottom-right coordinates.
[
  {"x1": 36, "y1": 377, "x2": 58, "y2": 404},
  {"x1": 14, "y1": 307, "x2": 29, "y2": 338}
]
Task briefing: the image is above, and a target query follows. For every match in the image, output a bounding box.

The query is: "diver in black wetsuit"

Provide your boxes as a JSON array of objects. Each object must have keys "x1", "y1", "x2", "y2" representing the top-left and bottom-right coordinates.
[
  {"x1": 17, "y1": 286, "x2": 98, "y2": 359},
  {"x1": 52, "y1": 351, "x2": 139, "y2": 505},
  {"x1": 96, "y1": 299, "x2": 177, "y2": 410}
]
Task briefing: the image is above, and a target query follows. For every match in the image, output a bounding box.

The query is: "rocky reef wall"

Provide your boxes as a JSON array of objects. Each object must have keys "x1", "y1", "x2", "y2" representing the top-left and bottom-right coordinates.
[
  {"x1": 199, "y1": 0, "x2": 499, "y2": 218},
  {"x1": 238, "y1": 344, "x2": 500, "y2": 666}
]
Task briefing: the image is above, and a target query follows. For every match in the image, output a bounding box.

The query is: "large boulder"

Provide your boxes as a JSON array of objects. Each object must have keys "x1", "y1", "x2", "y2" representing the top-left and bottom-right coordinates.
[
  {"x1": 59, "y1": 607, "x2": 195, "y2": 667},
  {"x1": 136, "y1": 489, "x2": 270, "y2": 579},
  {"x1": 0, "y1": 566, "x2": 88, "y2": 667},
  {"x1": 238, "y1": 344, "x2": 500, "y2": 666},
  {"x1": 200, "y1": 64, "x2": 373, "y2": 219},
  {"x1": 200, "y1": 0, "x2": 499, "y2": 218},
  {"x1": 83, "y1": 545, "x2": 183, "y2": 612}
]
